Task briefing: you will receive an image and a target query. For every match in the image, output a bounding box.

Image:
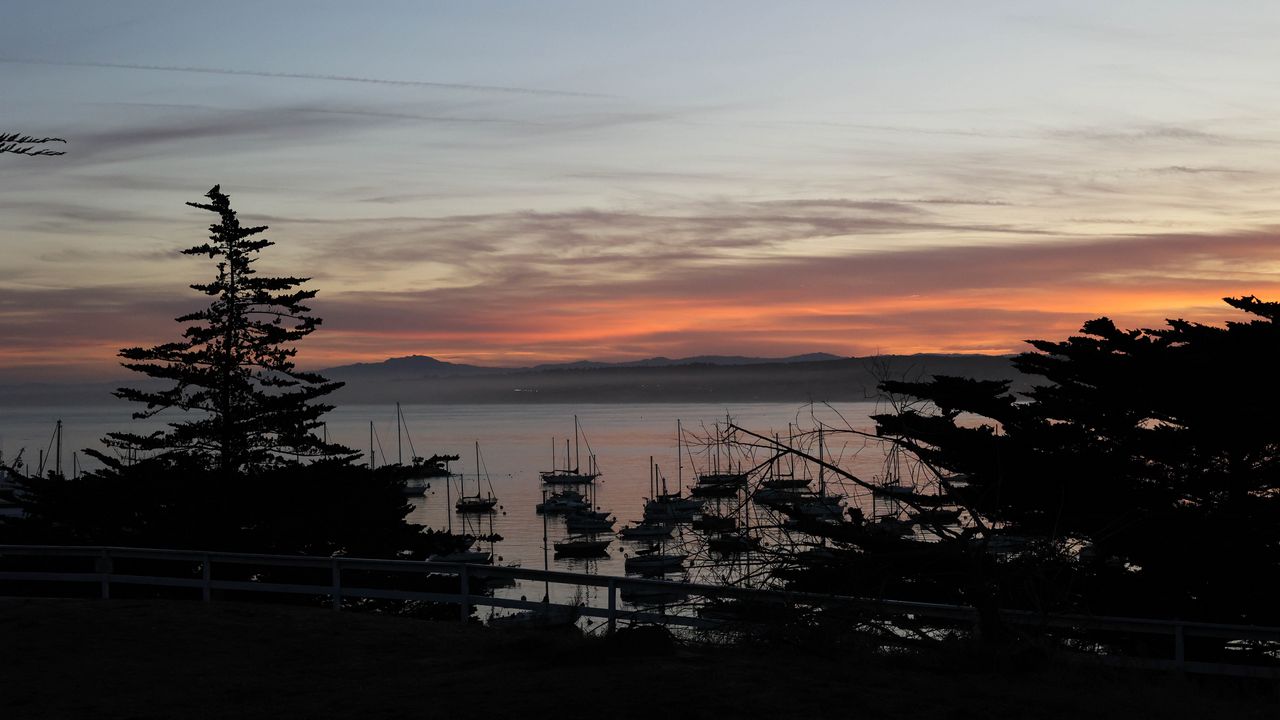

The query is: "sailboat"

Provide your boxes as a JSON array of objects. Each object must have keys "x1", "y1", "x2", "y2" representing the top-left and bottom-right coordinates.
[
  {"x1": 693, "y1": 418, "x2": 748, "y2": 492},
  {"x1": 774, "y1": 427, "x2": 844, "y2": 522},
  {"x1": 553, "y1": 535, "x2": 611, "y2": 558},
  {"x1": 620, "y1": 450, "x2": 677, "y2": 539},
  {"x1": 707, "y1": 504, "x2": 758, "y2": 555},
  {"x1": 624, "y1": 541, "x2": 686, "y2": 576},
  {"x1": 624, "y1": 447, "x2": 688, "y2": 576},
  {"x1": 390, "y1": 403, "x2": 458, "y2": 495},
  {"x1": 542, "y1": 486, "x2": 611, "y2": 557},
  {"x1": 0, "y1": 449, "x2": 24, "y2": 517},
  {"x1": 540, "y1": 415, "x2": 601, "y2": 485},
  {"x1": 643, "y1": 442, "x2": 703, "y2": 524},
  {"x1": 428, "y1": 533, "x2": 493, "y2": 564},
  {"x1": 761, "y1": 425, "x2": 810, "y2": 490},
  {"x1": 535, "y1": 488, "x2": 589, "y2": 514},
  {"x1": 643, "y1": 473, "x2": 703, "y2": 523},
  {"x1": 565, "y1": 471, "x2": 614, "y2": 532},
  {"x1": 455, "y1": 441, "x2": 499, "y2": 513}
]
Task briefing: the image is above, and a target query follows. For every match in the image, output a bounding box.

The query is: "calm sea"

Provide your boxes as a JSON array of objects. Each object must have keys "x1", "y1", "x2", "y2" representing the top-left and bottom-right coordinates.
[{"x1": 1, "y1": 402, "x2": 901, "y2": 612}]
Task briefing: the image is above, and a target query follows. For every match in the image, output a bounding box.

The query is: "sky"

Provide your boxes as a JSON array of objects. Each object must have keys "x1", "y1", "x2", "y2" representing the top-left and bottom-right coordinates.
[{"x1": 3, "y1": 1, "x2": 1280, "y2": 380}]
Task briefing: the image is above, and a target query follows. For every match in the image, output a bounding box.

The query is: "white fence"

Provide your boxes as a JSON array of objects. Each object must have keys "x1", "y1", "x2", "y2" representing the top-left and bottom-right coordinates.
[{"x1": 1, "y1": 544, "x2": 1277, "y2": 678}]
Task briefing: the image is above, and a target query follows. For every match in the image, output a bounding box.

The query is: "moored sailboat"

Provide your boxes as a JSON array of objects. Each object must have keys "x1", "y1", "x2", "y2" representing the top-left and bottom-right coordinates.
[
  {"x1": 540, "y1": 415, "x2": 601, "y2": 485},
  {"x1": 455, "y1": 441, "x2": 499, "y2": 513},
  {"x1": 624, "y1": 544, "x2": 687, "y2": 576},
  {"x1": 553, "y1": 535, "x2": 611, "y2": 558}
]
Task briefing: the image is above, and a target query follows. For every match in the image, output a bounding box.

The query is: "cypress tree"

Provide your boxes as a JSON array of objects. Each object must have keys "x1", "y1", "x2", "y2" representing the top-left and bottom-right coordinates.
[{"x1": 94, "y1": 185, "x2": 353, "y2": 475}]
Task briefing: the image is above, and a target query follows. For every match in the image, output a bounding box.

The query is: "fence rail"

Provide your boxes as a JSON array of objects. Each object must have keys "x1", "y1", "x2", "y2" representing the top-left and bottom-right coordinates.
[{"x1": 2, "y1": 544, "x2": 1277, "y2": 678}]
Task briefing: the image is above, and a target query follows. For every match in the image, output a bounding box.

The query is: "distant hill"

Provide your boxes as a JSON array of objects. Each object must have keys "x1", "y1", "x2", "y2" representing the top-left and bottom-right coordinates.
[
  {"x1": 1, "y1": 353, "x2": 1028, "y2": 407},
  {"x1": 321, "y1": 353, "x2": 1028, "y2": 404},
  {"x1": 322, "y1": 352, "x2": 848, "y2": 379},
  {"x1": 527, "y1": 352, "x2": 844, "y2": 371},
  {"x1": 322, "y1": 355, "x2": 500, "y2": 380}
]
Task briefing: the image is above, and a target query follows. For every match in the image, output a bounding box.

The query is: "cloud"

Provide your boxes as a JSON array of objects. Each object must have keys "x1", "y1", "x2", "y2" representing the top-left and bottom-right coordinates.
[
  {"x1": 292, "y1": 227, "x2": 1280, "y2": 365},
  {"x1": 1047, "y1": 125, "x2": 1252, "y2": 146},
  {"x1": 64, "y1": 106, "x2": 388, "y2": 163},
  {"x1": 0, "y1": 199, "x2": 174, "y2": 235},
  {"x1": 274, "y1": 199, "x2": 1062, "y2": 287},
  {"x1": 0, "y1": 58, "x2": 607, "y2": 98},
  {"x1": 96, "y1": 101, "x2": 541, "y2": 127},
  {"x1": 768, "y1": 120, "x2": 1023, "y2": 140},
  {"x1": 7, "y1": 183, "x2": 1280, "y2": 379},
  {"x1": 1149, "y1": 165, "x2": 1256, "y2": 175},
  {"x1": 0, "y1": 285, "x2": 187, "y2": 361},
  {"x1": 889, "y1": 198, "x2": 1014, "y2": 207}
]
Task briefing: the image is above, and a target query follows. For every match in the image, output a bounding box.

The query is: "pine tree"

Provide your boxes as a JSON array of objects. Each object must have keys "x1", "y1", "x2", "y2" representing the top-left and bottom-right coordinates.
[
  {"x1": 94, "y1": 185, "x2": 352, "y2": 475},
  {"x1": 870, "y1": 296, "x2": 1280, "y2": 625},
  {"x1": 0, "y1": 131, "x2": 66, "y2": 156}
]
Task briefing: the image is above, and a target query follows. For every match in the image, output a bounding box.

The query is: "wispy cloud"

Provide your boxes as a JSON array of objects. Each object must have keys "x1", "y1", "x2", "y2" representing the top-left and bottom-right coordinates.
[
  {"x1": 6, "y1": 211, "x2": 1279, "y2": 375},
  {"x1": 1149, "y1": 165, "x2": 1256, "y2": 175},
  {"x1": 0, "y1": 58, "x2": 608, "y2": 98},
  {"x1": 295, "y1": 227, "x2": 1280, "y2": 365},
  {"x1": 96, "y1": 101, "x2": 541, "y2": 127},
  {"x1": 1047, "y1": 125, "x2": 1257, "y2": 146},
  {"x1": 51, "y1": 105, "x2": 413, "y2": 165}
]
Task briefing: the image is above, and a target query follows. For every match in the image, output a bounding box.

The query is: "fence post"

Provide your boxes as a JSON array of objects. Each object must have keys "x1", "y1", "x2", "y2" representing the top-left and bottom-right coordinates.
[
  {"x1": 96, "y1": 549, "x2": 112, "y2": 600},
  {"x1": 1174, "y1": 624, "x2": 1186, "y2": 669},
  {"x1": 459, "y1": 563, "x2": 470, "y2": 622},
  {"x1": 607, "y1": 578, "x2": 617, "y2": 634},
  {"x1": 202, "y1": 553, "x2": 211, "y2": 602},
  {"x1": 331, "y1": 558, "x2": 342, "y2": 611}
]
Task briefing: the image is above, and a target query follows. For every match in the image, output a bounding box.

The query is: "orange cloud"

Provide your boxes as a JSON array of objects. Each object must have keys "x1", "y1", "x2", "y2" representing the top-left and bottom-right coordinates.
[{"x1": 5, "y1": 225, "x2": 1280, "y2": 379}]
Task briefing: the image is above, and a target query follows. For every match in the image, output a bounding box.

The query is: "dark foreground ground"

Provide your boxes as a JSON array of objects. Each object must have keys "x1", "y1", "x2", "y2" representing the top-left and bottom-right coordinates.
[{"x1": 1, "y1": 598, "x2": 1275, "y2": 719}]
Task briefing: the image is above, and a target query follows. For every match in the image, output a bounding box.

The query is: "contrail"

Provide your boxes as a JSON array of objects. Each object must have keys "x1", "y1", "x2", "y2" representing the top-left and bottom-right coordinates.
[{"x1": 0, "y1": 58, "x2": 608, "y2": 98}]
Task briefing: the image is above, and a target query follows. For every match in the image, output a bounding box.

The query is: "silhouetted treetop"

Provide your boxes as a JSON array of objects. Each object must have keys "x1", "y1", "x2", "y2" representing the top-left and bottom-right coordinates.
[
  {"x1": 92, "y1": 185, "x2": 354, "y2": 475},
  {"x1": 0, "y1": 132, "x2": 66, "y2": 156},
  {"x1": 873, "y1": 295, "x2": 1280, "y2": 624}
]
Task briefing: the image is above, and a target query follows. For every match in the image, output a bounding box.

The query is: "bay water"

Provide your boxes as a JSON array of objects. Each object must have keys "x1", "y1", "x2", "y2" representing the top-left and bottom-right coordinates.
[{"x1": 2, "y1": 401, "x2": 902, "y2": 615}]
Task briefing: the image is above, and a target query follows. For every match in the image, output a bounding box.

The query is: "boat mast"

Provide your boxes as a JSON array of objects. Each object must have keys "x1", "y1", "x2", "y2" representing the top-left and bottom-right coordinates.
[
  {"x1": 788, "y1": 422, "x2": 795, "y2": 476},
  {"x1": 55, "y1": 419, "x2": 62, "y2": 477},
  {"x1": 541, "y1": 488, "x2": 550, "y2": 601},
  {"x1": 676, "y1": 419, "x2": 682, "y2": 488},
  {"x1": 724, "y1": 412, "x2": 732, "y2": 474},
  {"x1": 713, "y1": 422, "x2": 720, "y2": 475},
  {"x1": 649, "y1": 455, "x2": 655, "y2": 498},
  {"x1": 369, "y1": 422, "x2": 375, "y2": 471},
  {"x1": 396, "y1": 403, "x2": 402, "y2": 465},
  {"x1": 574, "y1": 415, "x2": 580, "y2": 473},
  {"x1": 818, "y1": 426, "x2": 825, "y2": 496},
  {"x1": 772, "y1": 432, "x2": 779, "y2": 480}
]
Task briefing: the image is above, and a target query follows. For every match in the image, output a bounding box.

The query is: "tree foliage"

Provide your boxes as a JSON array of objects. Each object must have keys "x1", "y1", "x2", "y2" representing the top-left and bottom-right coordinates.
[
  {"x1": 2, "y1": 186, "x2": 462, "y2": 562},
  {"x1": 92, "y1": 185, "x2": 353, "y2": 475},
  {"x1": 0, "y1": 132, "x2": 66, "y2": 156},
  {"x1": 873, "y1": 296, "x2": 1280, "y2": 624},
  {"x1": 1, "y1": 455, "x2": 458, "y2": 559}
]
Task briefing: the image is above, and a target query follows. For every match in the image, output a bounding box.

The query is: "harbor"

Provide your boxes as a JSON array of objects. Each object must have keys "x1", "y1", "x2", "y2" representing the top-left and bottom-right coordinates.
[{"x1": 0, "y1": 401, "x2": 947, "y2": 621}]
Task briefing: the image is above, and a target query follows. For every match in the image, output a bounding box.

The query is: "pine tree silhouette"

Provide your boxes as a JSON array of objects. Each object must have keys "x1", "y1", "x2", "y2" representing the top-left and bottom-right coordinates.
[
  {"x1": 93, "y1": 185, "x2": 353, "y2": 475},
  {"x1": 0, "y1": 132, "x2": 66, "y2": 156}
]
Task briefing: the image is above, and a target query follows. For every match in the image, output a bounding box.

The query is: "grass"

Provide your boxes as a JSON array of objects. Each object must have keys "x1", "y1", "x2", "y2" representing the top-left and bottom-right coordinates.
[{"x1": 0, "y1": 597, "x2": 1275, "y2": 719}]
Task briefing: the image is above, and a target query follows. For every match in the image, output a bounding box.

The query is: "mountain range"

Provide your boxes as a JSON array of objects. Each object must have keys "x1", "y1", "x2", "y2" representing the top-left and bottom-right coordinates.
[
  {"x1": 319, "y1": 352, "x2": 1027, "y2": 404},
  {"x1": 1, "y1": 353, "x2": 1028, "y2": 406},
  {"x1": 322, "y1": 352, "x2": 846, "y2": 379}
]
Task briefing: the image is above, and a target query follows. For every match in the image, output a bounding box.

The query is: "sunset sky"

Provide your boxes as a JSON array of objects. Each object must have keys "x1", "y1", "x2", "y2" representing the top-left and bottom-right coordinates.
[{"x1": 4, "y1": 1, "x2": 1280, "y2": 380}]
